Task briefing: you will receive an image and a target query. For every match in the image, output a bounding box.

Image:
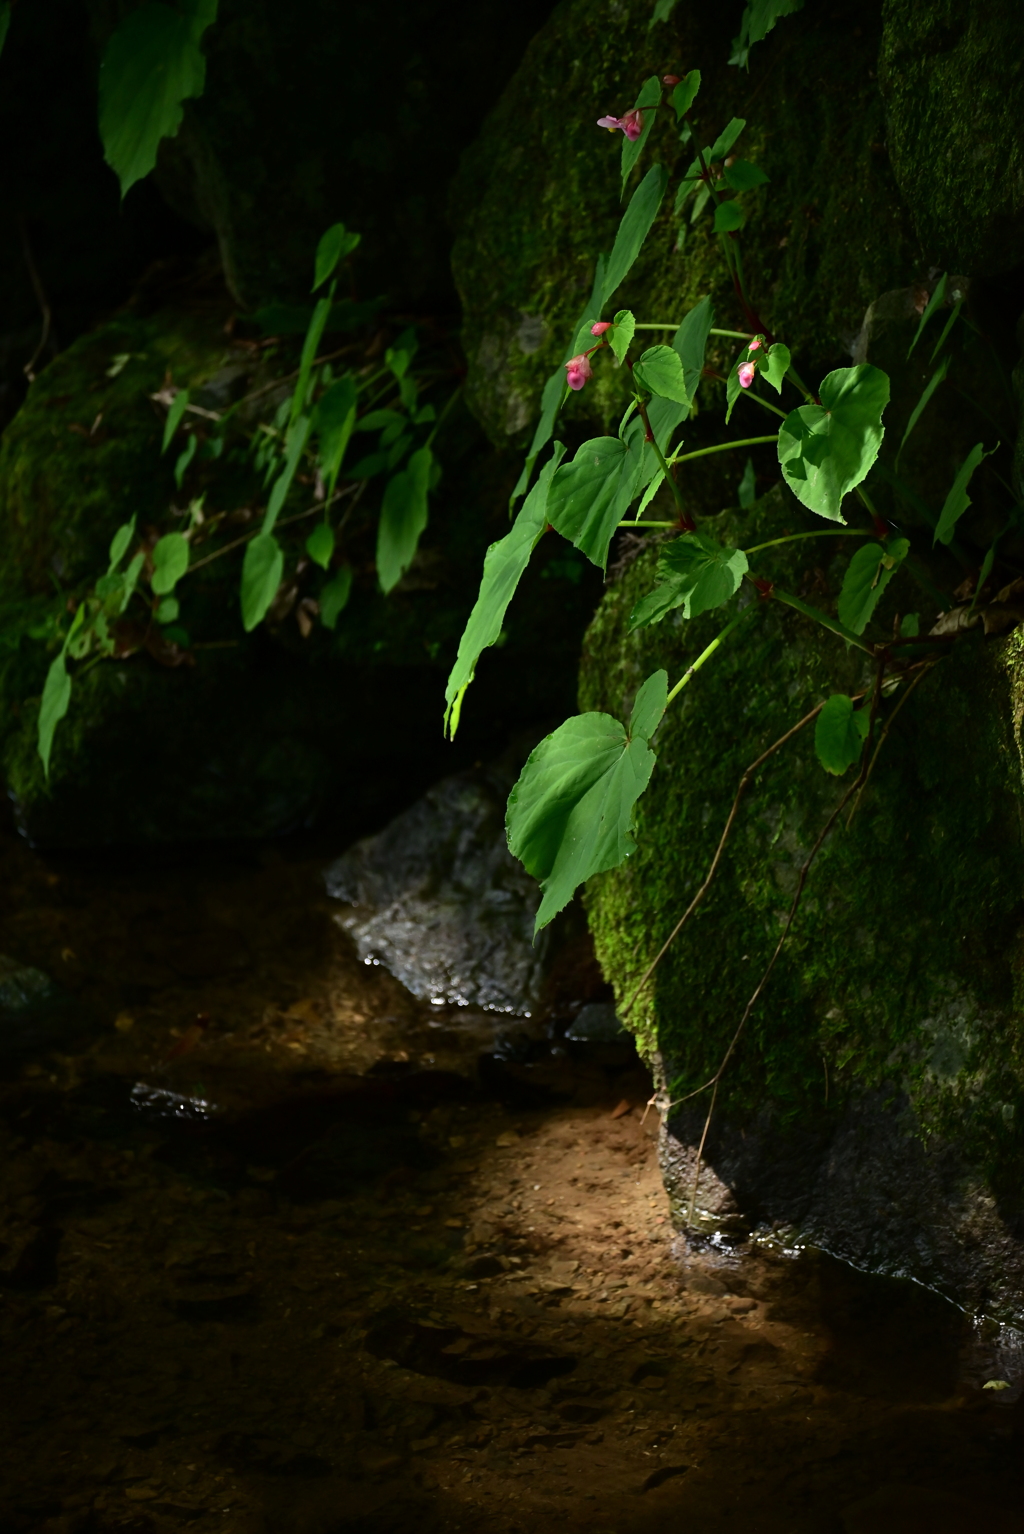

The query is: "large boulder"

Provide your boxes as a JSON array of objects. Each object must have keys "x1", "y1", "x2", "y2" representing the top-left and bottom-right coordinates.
[
  {"x1": 0, "y1": 295, "x2": 601, "y2": 845},
  {"x1": 579, "y1": 485, "x2": 1024, "y2": 1324},
  {"x1": 451, "y1": 0, "x2": 919, "y2": 444}
]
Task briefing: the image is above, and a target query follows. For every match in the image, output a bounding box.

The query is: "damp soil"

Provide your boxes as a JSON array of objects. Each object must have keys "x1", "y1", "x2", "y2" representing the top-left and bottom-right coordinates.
[{"x1": 1, "y1": 810, "x2": 1022, "y2": 1534}]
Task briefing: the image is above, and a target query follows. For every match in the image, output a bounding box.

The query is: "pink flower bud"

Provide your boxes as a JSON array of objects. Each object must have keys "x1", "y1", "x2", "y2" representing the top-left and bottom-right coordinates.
[
  {"x1": 662, "y1": 74, "x2": 681, "y2": 86},
  {"x1": 738, "y1": 361, "x2": 756, "y2": 389},
  {"x1": 591, "y1": 321, "x2": 612, "y2": 336},
  {"x1": 747, "y1": 338, "x2": 761, "y2": 352},
  {"x1": 565, "y1": 353, "x2": 593, "y2": 391}
]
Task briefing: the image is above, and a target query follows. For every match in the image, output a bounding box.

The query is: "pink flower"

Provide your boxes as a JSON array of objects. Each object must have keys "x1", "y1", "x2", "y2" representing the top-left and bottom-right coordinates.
[
  {"x1": 596, "y1": 109, "x2": 644, "y2": 142},
  {"x1": 747, "y1": 338, "x2": 761, "y2": 352},
  {"x1": 591, "y1": 321, "x2": 612, "y2": 336},
  {"x1": 738, "y1": 361, "x2": 756, "y2": 389},
  {"x1": 662, "y1": 74, "x2": 681, "y2": 86},
  {"x1": 565, "y1": 353, "x2": 593, "y2": 391}
]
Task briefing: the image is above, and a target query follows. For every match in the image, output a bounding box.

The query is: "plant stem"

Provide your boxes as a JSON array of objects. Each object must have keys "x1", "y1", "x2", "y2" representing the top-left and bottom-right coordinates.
[
  {"x1": 633, "y1": 385, "x2": 687, "y2": 521},
  {"x1": 633, "y1": 325, "x2": 755, "y2": 340},
  {"x1": 771, "y1": 585, "x2": 876, "y2": 654},
  {"x1": 616, "y1": 520, "x2": 678, "y2": 529},
  {"x1": 666, "y1": 606, "x2": 755, "y2": 706},
  {"x1": 668, "y1": 433, "x2": 778, "y2": 466},
  {"x1": 744, "y1": 529, "x2": 875, "y2": 555},
  {"x1": 738, "y1": 389, "x2": 787, "y2": 421},
  {"x1": 784, "y1": 365, "x2": 816, "y2": 404}
]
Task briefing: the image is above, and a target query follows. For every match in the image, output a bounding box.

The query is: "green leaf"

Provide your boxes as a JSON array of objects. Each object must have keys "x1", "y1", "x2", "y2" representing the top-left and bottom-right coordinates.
[
  {"x1": 836, "y1": 537, "x2": 909, "y2": 635},
  {"x1": 725, "y1": 356, "x2": 745, "y2": 425},
  {"x1": 174, "y1": 433, "x2": 197, "y2": 488},
  {"x1": 107, "y1": 517, "x2": 137, "y2": 572},
  {"x1": 240, "y1": 533, "x2": 283, "y2": 632},
  {"x1": 934, "y1": 442, "x2": 996, "y2": 546},
  {"x1": 507, "y1": 670, "x2": 668, "y2": 932},
  {"x1": 713, "y1": 200, "x2": 746, "y2": 233},
  {"x1": 38, "y1": 653, "x2": 72, "y2": 779},
  {"x1": 649, "y1": 0, "x2": 679, "y2": 27},
  {"x1": 313, "y1": 375, "x2": 357, "y2": 497},
  {"x1": 444, "y1": 445, "x2": 567, "y2": 737},
  {"x1": 634, "y1": 345, "x2": 689, "y2": 404},
  {"x1": 312, "y1": 223, "x2": 360, "y2": 291},
  {"x1": 762, "y1": 342, "x2": 790, "y2": 394},
  {"x1": 738, "y1": 457, "x2": 756, "y2": 508},
  {"x1": 161, "y1": 388, "x2": 190, "y2": 451},
  {"x1": 609, "y1": 310, "x2": 635, "y2": 364},
  {"x1": 672, "y1": 296, "x2": 714, "y2": 407},
  {"x1": 671, "y1": 70, "x2": 700, "y2": 119},
  {"x1": 899, "y1": 613, "x2": 920, "y2": 637},
  {"x1": 155, "y1": 596, "x2": 180, "y2": 624},
  {"x1": 929, "y1": 299, "x2": 963, "y2": 364},
  {"x1": 306, "y1": 522, "x2": 335, "y2": 570},
  {"x1": 722, "y1": 157, "x2": 769, "y2": 191},
  {"x1": 150, "y1": 532, "x2": 190, "y2": 595},
  {"x1": 319, "y1": 565, "x2": 353, "y2": 629},
  {"x1": 730, "y1": 0, "x2": 804, "y2": 68},
  {"x1": 290, "y1": 294, "x2": 333, "y2": 429},
  {"x1": 907, "y1": 273, "x2": 947, "y2": 358},
  {"x1": 895, "y1": 352, "x2": 950, "y2": 467},
  {"x1": 708, "y1": 117, "x2": 747, "y2": 162},
  {"x1": 777, "y1": 364, "x2": 890, "y2": 522},
  {"x1": 98, "y1": 0, "x2": 218, "y2": 196},
  {"x1": 603, "y1": 165, "x2": 669, "y2": 306},
  {"x1": 629, "y1": 532, "x2": 748, "y2": 630},
  {"x1": 546, "y1": 436, "x2": 642, "y2": 570},
  {"x1": 814, "y1": 693, "x2": 869, "y2": 776},
  {"x1": 266, "y1": 415, "x2": 312, "y2": 532},
  {"x1": 620, "y1": 76, "x2": 661, "y2": 194},
  {"x1": 377, "y1": 446, "x2": 432, "y2": 593}
]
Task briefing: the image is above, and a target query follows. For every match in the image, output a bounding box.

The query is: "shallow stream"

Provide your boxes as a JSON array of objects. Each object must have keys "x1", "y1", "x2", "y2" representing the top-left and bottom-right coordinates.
[{"x1": 0, "y1": 801, "x2": 1021, "y2": 1534}]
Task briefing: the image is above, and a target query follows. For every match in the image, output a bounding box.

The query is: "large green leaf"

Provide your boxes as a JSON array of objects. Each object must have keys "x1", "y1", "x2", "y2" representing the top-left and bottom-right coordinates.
[
  {"x1": 620, "y1": 76, "x2": 661, "y2": 194},
  {"x1": 377, "y1": 446, "x2": 432, "y2": 593},
  {"x1": 312, "y1": 223, "x2": 360, "y2": 291},
  {"x1": 507, "y1": 670, "x2": 668, "y2": 932},
  {"x1": 814, "y1": 694, "x2": 869, "y2": 776},
  {"x1": 313, "y1": 376, "x2": 358, "y2": 496},
  {"x1": 629, "y1": 532, "x2": 748, "y2": 630},
  {"x1": 777, "y1": 365, "x2": 889, "y2": 522},
  {"x1": 934, "y1": 442, "x2": 995, "y2": 546},
  {"x1": 444, "y1": 446, "x2": 566, "y2": 738},
  {"x1": 265, "y1": 415, "x2": 312, "y2": 531},
  {"x1": 633, "y1": 345, "x2": 689, "y2": 404},
  {"x1": 730, "y1": 0, "x2": 804, "y2": 68},
  {"x1": 836, "y1": 538, "x2": 909, "y2": 635},
  {"x1": 241, "y1": 533, "x2": 283, "y2": 632},
  {"x1": 546, "y1": 437, "x2": 643, "y2": 570},
  {"x1": 602, "y1": 164, "x2": 669, "y2": 305},
  {"x1": 150, "y1": 531, "x2": 190, "y2": 595},
  {"x1": 672, "y1": 295, "x2": 714, "y2": 407},
  {"x1": 38, "y1": 654, "x2": 72, "y2": 780},
  {"x1": 98, "y1": 0, "x2": 218, "y2": 196}
]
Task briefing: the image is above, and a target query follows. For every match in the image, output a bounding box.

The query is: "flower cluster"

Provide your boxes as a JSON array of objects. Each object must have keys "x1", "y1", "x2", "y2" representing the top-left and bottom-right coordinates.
[{"x1": 737, "y1": 337, "x2": 761, "y2": 389}]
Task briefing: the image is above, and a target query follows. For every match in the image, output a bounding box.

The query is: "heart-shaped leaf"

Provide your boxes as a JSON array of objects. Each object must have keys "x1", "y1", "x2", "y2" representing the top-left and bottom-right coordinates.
[
  {"x1": 150, "y1": 532, "x2": 190, "y2": 595},
  {"x1": 507, "y1": 670, "x2": 667, "y2": 932},
  {"x1": 546, "y1": 436, "x2": 641, "y2": 570},
  {"x1": 815, "y1": 693, "x2": 869, "y2": 775},
  {"x1": 610, "y1": 309, "x2": 636, "y2": 364},
  {"x1": 241, "y1": 532, "x2": 283, "y2": 632},
  {"x1": 634, "y1": 345, "x2": 690, "y2": 404},
  {"x1": 836, "y1": 537, "x2": 909, "y2": 634},
  {"x1": 777, "y1": 364, "x2": 889, "y2": 522}
]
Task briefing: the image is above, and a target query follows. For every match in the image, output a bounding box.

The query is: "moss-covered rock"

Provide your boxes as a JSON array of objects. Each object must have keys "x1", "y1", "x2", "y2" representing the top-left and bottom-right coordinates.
[
  {"x1": 579, "y1": 486, "x2": 1024, "y2": 1322},
  {"x1": 452, "y1": 0, "x2": 918, "y2": 444},
  {"x1": 880, "y1": 0, "x2": 1024, "y2": 274},
  {"x1": 0, "y1": 300, "x2": 601, "y2": 845}
]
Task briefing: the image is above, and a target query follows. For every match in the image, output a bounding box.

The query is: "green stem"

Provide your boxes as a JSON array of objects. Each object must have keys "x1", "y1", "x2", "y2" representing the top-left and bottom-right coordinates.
[
  {"x1": 744, "y1": 529, "x2": 875, "y2": 555},
  {"x1": 771, "y1": 585, "x2": 876, "y2": 655},
  {"x1": 424, "y1": 384, "x2": 462, "y2": 450},
  {"x1": 616, "y1": 520, "x2": 677, "y2": 528},
  {"x1": 854, "y1": 484, "x2": 881, "y2": 519},
  {"x1": 633, "y1": 325, "x2": 755, "y2": 340},
  {"x1": 784, "y1": 365, "x2": 816, "y2": 404},
  {"x1": 668, "y1": 434, "x2": 778, "y2": 466},
  {"x1": 666, "y1": 606, "x2": 756, "y2": 705},
  {"x1": 737, "y1": 389, "x2": 787, "y2": 421},
  {"x1": 634, "y1": 390, "x2": 687, "y2": 520}
]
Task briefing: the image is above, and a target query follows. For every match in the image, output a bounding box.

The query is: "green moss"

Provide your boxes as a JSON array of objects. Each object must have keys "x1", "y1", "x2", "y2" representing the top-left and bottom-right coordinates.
[
  {"x1": 452, "y1": 0, "x2": 917, "y2": 444},
  {"x1": 580, "y1": 487, "x2": 1024, "y2": 1199},
  {"x1": 880, "y1": 0, "x2": 1024, "y2": 273}
]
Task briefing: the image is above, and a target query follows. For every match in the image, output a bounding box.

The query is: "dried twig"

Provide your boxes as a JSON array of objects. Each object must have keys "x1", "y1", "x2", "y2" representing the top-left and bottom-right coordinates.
[{"x1": 19, "y1": 220, "x2": 56, "y2": 382}]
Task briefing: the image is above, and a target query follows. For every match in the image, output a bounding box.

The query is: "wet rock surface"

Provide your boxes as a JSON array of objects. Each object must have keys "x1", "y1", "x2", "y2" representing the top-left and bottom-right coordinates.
[
  {"x1": 325, "y1": 767, "x2": 548, "y2": 1015},
  {"x1": 0, "y1": 804, "x2": 1022, "y2": 1532}
]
